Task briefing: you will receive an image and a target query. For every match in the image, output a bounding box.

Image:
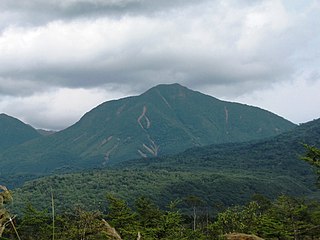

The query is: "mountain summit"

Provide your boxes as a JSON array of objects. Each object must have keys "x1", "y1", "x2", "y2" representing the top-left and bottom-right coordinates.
[
  {"x1": 59, "y1": 83, "x2": 295, "y2": 162},
  {"x1": 0, "y1": 83, "x2": 295, "y2": 175}
]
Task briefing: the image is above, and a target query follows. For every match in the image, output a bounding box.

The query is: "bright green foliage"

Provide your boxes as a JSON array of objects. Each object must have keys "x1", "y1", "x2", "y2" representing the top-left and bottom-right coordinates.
[{"x1": 208, "y1": 201, "x2": 261, "y2": 236}]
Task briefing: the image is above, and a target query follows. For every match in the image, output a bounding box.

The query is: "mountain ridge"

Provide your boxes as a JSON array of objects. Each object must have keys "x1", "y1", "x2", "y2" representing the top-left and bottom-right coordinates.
[
  {"x1": 0, "y1": 113, "x2": 41, "y2": 151},
  {"x1": 0, "y1": 83, "x2": 296, "y2": 177}
]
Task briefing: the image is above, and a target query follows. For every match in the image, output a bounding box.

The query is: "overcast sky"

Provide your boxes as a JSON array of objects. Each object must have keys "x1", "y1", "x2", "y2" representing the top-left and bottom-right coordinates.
[{"x1": 0, "y1": 0, "x2": 319, "y2": 130}]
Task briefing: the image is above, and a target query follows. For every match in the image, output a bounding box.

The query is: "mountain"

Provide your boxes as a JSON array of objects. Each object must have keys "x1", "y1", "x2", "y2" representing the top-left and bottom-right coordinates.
[
  {"x1": 0, "y1": 113, "x2": 41, "y2": 151},
  {"x1": 0, "y1": 83, "x2": 295, "y2": 177},
  {"x1": 10, "y1": 118, "x2": 320, "y2": 213}
]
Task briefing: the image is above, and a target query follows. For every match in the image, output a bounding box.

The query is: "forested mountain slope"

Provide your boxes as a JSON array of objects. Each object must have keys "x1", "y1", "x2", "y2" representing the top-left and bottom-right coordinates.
[
  {"x1": 120, "y1": 118, "x2": 320, "y2": 175},
  {"x1": 10, "y1": 119, "x2": 320, "y2": 213}
]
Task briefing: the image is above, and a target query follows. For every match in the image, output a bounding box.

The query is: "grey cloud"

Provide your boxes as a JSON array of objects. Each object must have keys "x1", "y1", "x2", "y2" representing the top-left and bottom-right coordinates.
[
  {"x1": 0, "y1": 0, "x2": 319, "y2": 99},
  {"x1": 0, "y1": 46, "x2": 293, "y2": 98},
  {"x1": 0, "y1": 77, "x2": 51, "y2": 96},
  {"x1": 0, "y1": 0, "x2": 208, "y2": 27}
]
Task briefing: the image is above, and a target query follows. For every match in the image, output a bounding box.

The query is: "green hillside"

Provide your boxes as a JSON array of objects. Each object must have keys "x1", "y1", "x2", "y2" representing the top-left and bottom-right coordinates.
[
  {"x1": 0, "y1": 113, "x2": 41, "y2": 151},
  {"x1": 120, "y1": 118, "x2": 320, "y2": 175},
  {"x1": 0, "y1": 84, "x2": 295, "y2": 177},
  {"x1": 10, "y1": 119, "x2": 320, "y2": 214}
]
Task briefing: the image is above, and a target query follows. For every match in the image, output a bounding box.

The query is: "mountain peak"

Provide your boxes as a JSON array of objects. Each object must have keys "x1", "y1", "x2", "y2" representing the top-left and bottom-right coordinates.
[
  {"x1": 152, "y1": 83, "x2": 185, "y2": 89},
  {"x1": 143, "y1": 83, "x2": 188, "y2": 94}
]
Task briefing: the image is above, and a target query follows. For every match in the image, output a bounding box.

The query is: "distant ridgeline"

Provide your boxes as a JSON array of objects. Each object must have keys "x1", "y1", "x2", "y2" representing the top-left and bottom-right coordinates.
[{"x1": 0, "y1": 83, "x2": 295, "y2": 180}]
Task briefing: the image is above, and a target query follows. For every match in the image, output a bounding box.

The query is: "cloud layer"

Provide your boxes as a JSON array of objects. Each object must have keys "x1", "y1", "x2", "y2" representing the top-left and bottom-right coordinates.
[{"x1": 0, "y1": 0, "x2": 319, "y2": 129}]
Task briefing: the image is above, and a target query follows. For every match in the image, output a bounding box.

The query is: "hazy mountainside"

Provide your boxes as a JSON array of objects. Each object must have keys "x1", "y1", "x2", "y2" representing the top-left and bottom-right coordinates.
[
  {"x1": 0, "y1": 113, "x2": 41, "y2": 151},
  {"x1": 10, "y1": 118, "x2": 320, "y2": 213},
  {"x1": 0, "y1": 84, "x2": 295, "y2": 177}
]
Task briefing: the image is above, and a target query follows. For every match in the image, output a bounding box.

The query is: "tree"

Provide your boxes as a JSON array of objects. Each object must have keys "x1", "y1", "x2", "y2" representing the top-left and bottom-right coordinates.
[
  {"x1": 302, "y1": 144, "x2": 320, "y2": 166},
  {"x1": 157, "y1": 199, "x2": 186, "y2": 240},
  {"x1": 0, "y1": 185, "x2": 12, "y2": 237},
  {"x1": 185, "y1": 195, "x2": 203, "y2": 231},
  {"x1": 17, "y1": 204, "x2": 52, "y2": 240},
  {"x1": 251, "y1": 194, "x2": 272, "y2": 213},
  {"x1": 259, "y1": 195, "x2": 311, "y2": 240},
  {"x1": 208, "y1": 201, "x2": 261, "y2": 236},
  {"x1": 106, "y1": 194, "x2": 138, "y2": 240},
  {"x1": 135, "y1": 196, "x2": 162, "y2": 238},
  {"x1": 302, "y1": 144, "x2": 320, "y2": 183},
  {"x1": 61, "y1": 207, "x2": 106, "y2": 240}
]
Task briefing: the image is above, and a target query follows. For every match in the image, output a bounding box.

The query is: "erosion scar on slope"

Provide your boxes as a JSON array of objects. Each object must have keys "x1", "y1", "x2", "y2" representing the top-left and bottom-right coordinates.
[
  {"x1": 224, "y1": 106, "x2": 229, "y2": 125},
  {"x1": 156, "y1": 90, "x2": 172, "y2": 109},
  {"x1": 137, "y1": 106, "x2": 151, "y2": 130}
]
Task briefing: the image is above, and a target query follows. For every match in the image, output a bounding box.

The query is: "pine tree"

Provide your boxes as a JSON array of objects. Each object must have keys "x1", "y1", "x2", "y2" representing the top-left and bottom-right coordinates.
[
  {"x1": 106, "y1": 194, "x2": 138, "y2": 240},
  {"x1": 135, "y1": 196, "x2": 162, "y2": 238}
]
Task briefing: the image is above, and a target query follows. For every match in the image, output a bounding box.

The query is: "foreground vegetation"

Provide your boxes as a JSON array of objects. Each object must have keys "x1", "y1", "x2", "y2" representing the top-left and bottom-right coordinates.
[{"x1": 2, "y1": 192, "x2": 320, "y2": 239}]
